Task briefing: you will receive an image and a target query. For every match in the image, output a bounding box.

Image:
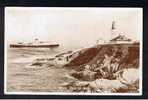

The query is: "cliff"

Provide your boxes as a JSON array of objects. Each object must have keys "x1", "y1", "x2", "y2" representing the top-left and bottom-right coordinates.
[
  {"x1": 62, "y1": 42, "x2": 140, "y2": 93},
  {"x1": 65, "y1": 43, "x2": 139, "y2": 71}
]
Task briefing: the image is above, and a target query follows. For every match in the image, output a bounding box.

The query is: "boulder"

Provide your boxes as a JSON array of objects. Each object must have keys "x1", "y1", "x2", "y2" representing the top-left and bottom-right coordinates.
[
  {"x1": 117, "y1": 68, "x2": 139, "y2": 85},
  {"x1": 89, "y1": 79, "x2": 126, "y2": 93},
  {"x1": 71, "y1": 69, "x2": 97, "y2": 81}
]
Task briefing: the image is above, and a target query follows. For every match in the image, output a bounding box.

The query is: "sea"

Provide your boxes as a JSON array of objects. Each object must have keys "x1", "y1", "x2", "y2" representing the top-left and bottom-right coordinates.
[{"x1": 6, "y1": 46, "x2": 78, "y2": 92}]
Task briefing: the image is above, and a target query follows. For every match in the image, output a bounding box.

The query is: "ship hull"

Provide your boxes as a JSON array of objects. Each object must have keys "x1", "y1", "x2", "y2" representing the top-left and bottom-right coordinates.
[{"x1": 10, "y1": 44, "x2": 59, "y2": 48}]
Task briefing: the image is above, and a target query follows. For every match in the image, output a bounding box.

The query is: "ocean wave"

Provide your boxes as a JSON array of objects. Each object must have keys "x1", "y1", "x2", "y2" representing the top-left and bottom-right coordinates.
[{"x1": 10, "y1": 57, "x2": 35, "y2": 63}]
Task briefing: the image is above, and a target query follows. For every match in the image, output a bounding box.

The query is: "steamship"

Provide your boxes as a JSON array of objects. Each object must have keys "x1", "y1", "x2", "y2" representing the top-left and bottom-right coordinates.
[{"x1": 10, "y1": 38, "x2": 59, "y2": 48}]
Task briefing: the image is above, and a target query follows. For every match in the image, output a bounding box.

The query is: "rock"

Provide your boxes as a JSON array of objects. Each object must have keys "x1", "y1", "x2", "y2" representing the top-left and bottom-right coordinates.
[
  {"x1": 117, "y1": 68, "x2": 139, "y2": 85},
  {"x1": 31, "y1": 62, "x2": 43, "y2": 66},
  {"x1": 82, "y1": 69, "x2": 97, "y2": 80},
  {"x1": 65, "y1": 43, "x2": 139, "y2": 72},
  {"x1": 71, "y1": 69, "x2": 97, "y2": 81},
  {"x1": 84, "y1": 65, "x2": 90, "y2": 70},
  {"x1": 61, "y1": 81, "x2": 92, "y2": 92},
  {"x1": 89, "y1": 79, "x2": 126, "y2": 93},
  {"x1": 71, "y1": 71, "x2": 83, "y2": 80}
]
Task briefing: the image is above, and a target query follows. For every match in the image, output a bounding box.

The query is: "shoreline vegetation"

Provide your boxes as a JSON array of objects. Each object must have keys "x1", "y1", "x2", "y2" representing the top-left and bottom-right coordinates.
[{"x1": 29, "y1": 42, "x2": 140, "y2": 93}]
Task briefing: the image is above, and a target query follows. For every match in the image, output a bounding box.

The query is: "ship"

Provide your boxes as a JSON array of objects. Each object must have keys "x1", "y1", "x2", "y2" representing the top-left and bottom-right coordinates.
[{"x1": 10, "y1": 38, "x2": 59, "y2": 48}]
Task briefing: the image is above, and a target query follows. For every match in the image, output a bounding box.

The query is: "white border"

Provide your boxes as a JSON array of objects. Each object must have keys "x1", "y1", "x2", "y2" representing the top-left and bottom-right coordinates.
[{"x1": 4, "y1": 7, "x2": 143, "y2": 95}]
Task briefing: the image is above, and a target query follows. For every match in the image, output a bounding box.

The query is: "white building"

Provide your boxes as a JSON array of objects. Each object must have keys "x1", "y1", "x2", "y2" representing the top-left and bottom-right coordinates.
[{"x1": 110, "y1": 34, "x2": 132, "y2": 44}]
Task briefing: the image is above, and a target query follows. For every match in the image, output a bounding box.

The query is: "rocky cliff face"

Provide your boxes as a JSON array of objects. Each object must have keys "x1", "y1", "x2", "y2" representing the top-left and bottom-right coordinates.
[
  {"x1": 62, "y1": 43, "x2": 140, "y2": 93},
  {"x1": 65, "y1": 43, "x2": 139, "y2": 71},
  {"x1": 64, "y1": 42, "x2": 140, "y2": 81}
]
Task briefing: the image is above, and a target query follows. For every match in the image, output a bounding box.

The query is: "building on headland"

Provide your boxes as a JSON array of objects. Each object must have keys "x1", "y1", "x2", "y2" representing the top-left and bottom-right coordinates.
[
  {"x1": 110, "y1": 34, "x2": 133, "y2": 44},
  {"x1": 96, "y1": 21, "x2": 135, "y2": 45},
  {"x1": 109, "y1": 21, "x2": 135, "y2": 44}
]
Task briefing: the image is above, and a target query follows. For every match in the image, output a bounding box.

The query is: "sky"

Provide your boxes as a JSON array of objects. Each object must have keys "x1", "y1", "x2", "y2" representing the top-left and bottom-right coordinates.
[{"x1": 5, "y1": 7, "x2": 142, "y2": 48}]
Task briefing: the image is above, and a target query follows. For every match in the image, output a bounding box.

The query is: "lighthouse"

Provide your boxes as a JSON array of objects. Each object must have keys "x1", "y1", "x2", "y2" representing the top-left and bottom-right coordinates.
[
  {"x1": 110, "y1": 21, "x2": 133, "y2": 44},
  {"x1": 111, "y1": 21, "x2": 117, "y2": 40},
  {"x1": 111, "y1": 21, "x2": 116, "y2": 30}
]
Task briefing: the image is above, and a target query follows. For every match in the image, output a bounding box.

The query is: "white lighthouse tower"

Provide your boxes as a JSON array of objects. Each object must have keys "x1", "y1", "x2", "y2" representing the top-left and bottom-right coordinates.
[{"x1": 111, "y1": 21, "x2": 117, "y2": 40}]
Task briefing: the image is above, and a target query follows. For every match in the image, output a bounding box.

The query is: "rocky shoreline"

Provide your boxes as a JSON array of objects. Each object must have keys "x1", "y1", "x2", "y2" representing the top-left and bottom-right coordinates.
[{"x1": 30, "y1": 43, "x2": 140, "y2": 93}]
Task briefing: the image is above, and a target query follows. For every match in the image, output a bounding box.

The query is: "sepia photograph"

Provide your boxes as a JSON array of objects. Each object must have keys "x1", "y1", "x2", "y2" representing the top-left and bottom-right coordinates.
[{"x1": 4, "y1": 7, "x2": 142, "y2": 95}]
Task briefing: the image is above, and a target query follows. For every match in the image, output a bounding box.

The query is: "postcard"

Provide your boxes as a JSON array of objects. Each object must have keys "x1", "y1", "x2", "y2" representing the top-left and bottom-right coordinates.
[{"x1": 4, "y1": 7, "x2": 143, "y2": 95}]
